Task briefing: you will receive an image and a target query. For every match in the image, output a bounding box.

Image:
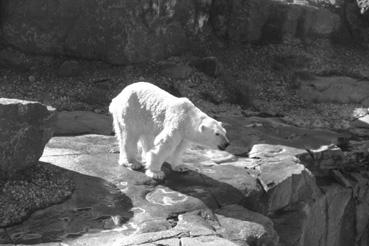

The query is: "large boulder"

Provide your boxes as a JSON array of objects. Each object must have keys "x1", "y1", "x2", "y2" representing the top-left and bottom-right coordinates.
[{"x1": 0, "y1": 98, "x2": 56, "y2": 178}]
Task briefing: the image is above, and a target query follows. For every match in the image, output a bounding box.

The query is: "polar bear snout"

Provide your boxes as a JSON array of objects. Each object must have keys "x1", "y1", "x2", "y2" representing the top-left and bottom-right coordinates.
[{"x1": 217, "y1": 136, "x2": 230, "y2": 151}]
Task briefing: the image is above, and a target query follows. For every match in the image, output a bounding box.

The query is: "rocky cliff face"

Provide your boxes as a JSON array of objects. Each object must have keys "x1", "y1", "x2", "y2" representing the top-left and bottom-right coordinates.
[{"x1": 0, "y1": 0, "x2": 358, "y2": 65}]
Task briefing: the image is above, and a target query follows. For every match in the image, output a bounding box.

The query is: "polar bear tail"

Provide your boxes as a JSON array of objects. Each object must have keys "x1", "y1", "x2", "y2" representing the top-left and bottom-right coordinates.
[
  {"x1": 108, "y1": 99, "x2": 116, "y2": 115},
  {"x1": 109, "y1": 99, "x2": 120, "y2": 136}
]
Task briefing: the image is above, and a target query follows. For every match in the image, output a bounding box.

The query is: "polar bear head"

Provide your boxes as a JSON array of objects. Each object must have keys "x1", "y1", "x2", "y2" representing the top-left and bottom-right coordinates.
[{"x1": 196, "y1": 117, "x2": 230, "y2": 151}]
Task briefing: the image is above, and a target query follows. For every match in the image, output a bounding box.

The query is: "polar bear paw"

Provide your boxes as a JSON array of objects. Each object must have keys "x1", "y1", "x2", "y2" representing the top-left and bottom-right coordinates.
[
  {"x1": 129, "y1": 162, "x2": 143, "y2": 170},
  {"x1": 119, "y1": 159, "x2": 143, "y2": 170},
  {"x1": 145, "y1": 170, "x2": 165, "y2": 180},
  {"x1": 172, "y1": 164, "x2": 189, "y2": 173}
]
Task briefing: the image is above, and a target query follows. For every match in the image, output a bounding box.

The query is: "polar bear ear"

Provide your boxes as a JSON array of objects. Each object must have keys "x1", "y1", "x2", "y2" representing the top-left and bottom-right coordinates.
[{"x1": 199, "y1": 123, "x2": 205, "y2": 133}]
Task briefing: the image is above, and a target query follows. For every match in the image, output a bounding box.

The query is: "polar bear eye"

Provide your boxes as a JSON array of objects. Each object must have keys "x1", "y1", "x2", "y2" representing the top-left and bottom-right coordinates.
[{"x1": 215, "y1": 133, "x2": 220, "y2": 136}]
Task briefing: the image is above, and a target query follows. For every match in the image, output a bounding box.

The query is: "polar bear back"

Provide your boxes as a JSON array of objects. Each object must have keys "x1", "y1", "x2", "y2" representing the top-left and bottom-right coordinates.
[{"x1": 110, "y1": 82, "x2": 196, "y2": 135}]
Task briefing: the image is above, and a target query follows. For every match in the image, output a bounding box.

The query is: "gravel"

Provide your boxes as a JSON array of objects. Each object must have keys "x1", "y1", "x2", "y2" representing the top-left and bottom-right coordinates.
[{"x1": 0, "y1": 162, "x2": 74, "y2": 227}]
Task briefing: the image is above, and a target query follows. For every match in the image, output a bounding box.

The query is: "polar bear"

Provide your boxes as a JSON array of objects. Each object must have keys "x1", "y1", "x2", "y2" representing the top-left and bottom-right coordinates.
[{"x1": 109, "y1": 82, "x2": 230, "y2": 180}]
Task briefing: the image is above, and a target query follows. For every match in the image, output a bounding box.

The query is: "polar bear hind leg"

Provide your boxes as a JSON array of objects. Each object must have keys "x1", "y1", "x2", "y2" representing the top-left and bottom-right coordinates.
[{"x1": 139, "y1": 135, "x2": 154, "y2": 162}]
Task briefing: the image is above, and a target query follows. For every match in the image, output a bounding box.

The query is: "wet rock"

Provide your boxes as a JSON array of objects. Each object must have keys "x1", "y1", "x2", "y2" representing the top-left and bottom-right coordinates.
[
  {"x1": 55, "y1": 111, "x2": 113, "y2": 136},
  {"x1": 57, "y1": 60, "x2": 81, "y2": 77},
  {"x1": 0, "y1": 98, "x2": 56, "y2": 178}
]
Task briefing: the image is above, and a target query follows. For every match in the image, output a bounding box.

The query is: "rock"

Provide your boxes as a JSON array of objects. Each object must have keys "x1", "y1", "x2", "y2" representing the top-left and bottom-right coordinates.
[
  {"x1": 216, "y1": 204, "x2": 279, "y2": 246},
  {"x1": 297, "y1": 142, "x2": 369, "y2": 174},
  {"x1": 272, "y1": 184, "x2": 354, "y2": 246},
  {"x1": 309, "y1": 7, "x2": 341, "y2": 37},
  {"x1": 248, "y1": 144, "x2": 321, "y2": 213},
  {"x1": 0, "y1": 98, "x2": 56, "y2": 178},
  {"x1": 344, "y1": 0, "x2": 369, "y2": 45},
  {"x1": 57, "y1": 60, "x2": 81, "y2": 77},
  {"x1": 323, "y1": 184, "x2": 355, "y2": 246},
  {"x1": 226, "y1": 0, "x2": 271, "y2": 43},
  {"x1": 298, "y1": 76, "x2": 369, "y2": 104},
  {"x1": 161, "y1": 63, "x2": 193, "y2": 79},
  {"x1": 2, "y1": 115, "x2": 369, "y2": 245},
  {"x1": 55, "y1": 111, "x2": 113, "y2": 136},
  {"x1": 1, "y1": 0, "x2": 206, "y2": 64},
  {"x1": 0, "y1": 163, "x2": 74, "y2": 228},
  {"x1": 332, "y1": 170, "x2": 352, "y2": 187},
  {"x1": 190, "y1": 56, "x2": 223, "y2": 77},
  {"x1": 180, "y1": 236, "x2": 240, "y2": 246},
  {"x1": 261, "y1": 2, "x2": 340, "y2": 43},
  {"x1": 356, "y1": 202, "x2": 369, "y2": 245},
  {"x1": 28, "y1": 75, "x2": 36, "y2": 83},
  {"x1": 0, "y1": 47, "x2": 32, "y2": 71},
  {"x1": 350, "y1": 108, "x2": 369, "y2": 137}
]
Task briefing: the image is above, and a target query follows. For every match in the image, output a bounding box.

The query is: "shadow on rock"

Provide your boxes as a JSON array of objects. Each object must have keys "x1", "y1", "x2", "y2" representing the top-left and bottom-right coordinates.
[
  {"x1": 162, "y1": 165, "x2": 263, "y2": 217},
  {"x1": 2, "y1": 162, "x2": 133, "y2": 245}
]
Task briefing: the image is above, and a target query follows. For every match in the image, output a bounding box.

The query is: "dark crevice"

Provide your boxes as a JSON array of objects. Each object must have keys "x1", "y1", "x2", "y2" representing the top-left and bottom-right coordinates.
[
  {"x1": 198, "y1": 172, "x2": 222, "y2": 209},
  {"x1": 166, "y1": 213, "x2": 180, "y2": 228},
  {"x1": 3, "y1": 228, "x2": 14, "y2": 244}
]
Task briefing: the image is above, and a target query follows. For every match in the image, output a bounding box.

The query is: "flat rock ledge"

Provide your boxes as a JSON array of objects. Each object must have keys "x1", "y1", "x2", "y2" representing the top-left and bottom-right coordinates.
[{"x1": 1, "y1": 115, "x2": 369, "y2": 246}]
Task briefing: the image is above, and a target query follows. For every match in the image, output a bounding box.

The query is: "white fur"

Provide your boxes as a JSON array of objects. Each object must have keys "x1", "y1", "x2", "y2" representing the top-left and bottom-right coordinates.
[{"x1": 109, "y1": 82, "x2": 229, "y2": 180}]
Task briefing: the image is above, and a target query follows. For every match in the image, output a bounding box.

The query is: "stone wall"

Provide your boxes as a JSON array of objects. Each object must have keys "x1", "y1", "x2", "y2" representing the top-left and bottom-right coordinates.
[{"x1": 0, "y1": 0, "x2": 350, "y2": 65}]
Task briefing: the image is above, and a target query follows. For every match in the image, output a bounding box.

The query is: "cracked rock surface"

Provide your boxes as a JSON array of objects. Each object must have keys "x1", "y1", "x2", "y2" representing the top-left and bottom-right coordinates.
[{"x1": 1, "y1": 114, "x2": 368, "y2": 246}]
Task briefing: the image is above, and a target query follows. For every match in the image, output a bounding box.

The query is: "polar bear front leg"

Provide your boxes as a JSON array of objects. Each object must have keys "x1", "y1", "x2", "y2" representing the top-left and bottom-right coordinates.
[
  {"x1": 145, "y1": 131, "x2": 181, "y2": 180},
  {"x1": 167, "y1": 140, "x2": 189, "y2": 173},
  {"x1": 117, "y1": 128, "x2": 142, "y2": 170}
]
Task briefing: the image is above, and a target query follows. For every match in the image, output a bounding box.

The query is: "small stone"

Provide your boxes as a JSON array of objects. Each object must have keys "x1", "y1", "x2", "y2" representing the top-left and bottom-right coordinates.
[
  {"x1": 94, "y1": 108, "x2": 103, "y2": 114},
  {"x1": 28, "y1": 75, "x2": 36, "y2": 83}
]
